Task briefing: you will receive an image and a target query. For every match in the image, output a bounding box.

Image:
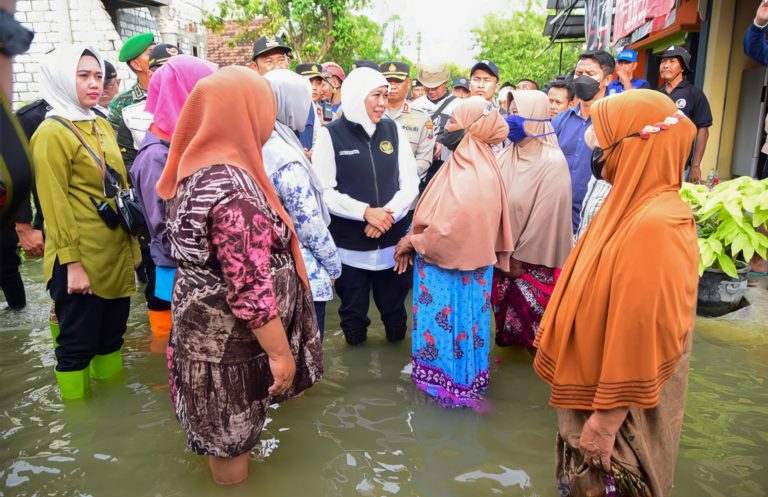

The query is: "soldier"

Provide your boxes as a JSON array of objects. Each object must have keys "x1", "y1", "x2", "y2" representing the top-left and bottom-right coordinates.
[
  {"x1": 381, "y1": 60, "x2": 434, "y2": 184},
  {"x1": 119, "y1": 43, "x2": 182, "y2": 156},
  {"x1": 107, "y1": 32, "x2": 155, "y2": 168},
  {"x1": 248, "y1": 35, "x2": 291, "y2": 76}
]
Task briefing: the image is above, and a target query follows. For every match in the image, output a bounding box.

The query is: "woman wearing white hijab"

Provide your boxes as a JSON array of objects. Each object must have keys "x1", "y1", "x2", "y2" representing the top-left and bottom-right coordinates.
[
  {"x1": 30, "y1": 44, "x2": 140, "y2": 400},
  {"x1": 263, "y1": 69, "x2": 341, "y2": 338},
  {"x1": 312, "y1": 67, "x2": 419, "y2": 345}
]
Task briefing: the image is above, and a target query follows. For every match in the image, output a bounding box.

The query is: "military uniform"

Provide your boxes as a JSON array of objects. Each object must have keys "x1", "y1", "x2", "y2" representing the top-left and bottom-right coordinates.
[{"x1": 107, "y1": 83, "x2": 147, "y2": 168}]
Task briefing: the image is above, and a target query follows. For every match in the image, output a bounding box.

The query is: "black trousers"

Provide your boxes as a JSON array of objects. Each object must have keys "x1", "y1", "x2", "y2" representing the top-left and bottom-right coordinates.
[
  {"x1": 334, "y1": 263, "x2": 411, "y2": 342},
  {"x1": 141, "y1": 248, "x2": 171, "y2": 312},
  {"x1": 49, "y1": 260, "x2": 130, "y2": 371},
  {"x1": 0, "y1": 226, "x2": 25, "y2": 309},
  {"x1": 314, "y1": 301, "x2": 326, "y2": 340}
]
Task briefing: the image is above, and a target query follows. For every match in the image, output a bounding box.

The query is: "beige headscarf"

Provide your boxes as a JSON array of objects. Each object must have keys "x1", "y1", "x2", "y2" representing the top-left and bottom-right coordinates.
[
  {"x1": 411, "y1": 96, "x2": 514, "y2": 271},
  {"x1": 497, "y1": 90, "x2": 573, "y2": 268}
]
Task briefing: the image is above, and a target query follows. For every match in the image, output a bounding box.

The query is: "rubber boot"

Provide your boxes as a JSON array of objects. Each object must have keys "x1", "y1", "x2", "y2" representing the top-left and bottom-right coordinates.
[
  {"x1": 55, "y1": 368, "x2": 90, "y2": 399},
  {"x1": 148, "y1": 309, "x2": 172, "y2": 353},
  {"x1": 90, "y1": 350, "x2": 123, "y2": 380},
  {"x1": 50, "y1": 321, "x2": 60, "y2": 347}
]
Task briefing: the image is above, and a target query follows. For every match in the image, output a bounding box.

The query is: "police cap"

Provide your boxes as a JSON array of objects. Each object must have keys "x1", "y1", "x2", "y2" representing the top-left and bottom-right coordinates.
[
  {"x1": 380, "y1": 61, "x2": 410, "y2": 81},
  {"x1": 252, "y1": 35, "x2": 292, "y2": 61},
  {"x1": 296, "y1": 63, "x2": 324, "y2": 79},
  {"x1": 148, "y1": 44, "x2": 182, "y2": 70},
  {"x1": 351, "y1": 59, "x2": 379, "y2": 71}
]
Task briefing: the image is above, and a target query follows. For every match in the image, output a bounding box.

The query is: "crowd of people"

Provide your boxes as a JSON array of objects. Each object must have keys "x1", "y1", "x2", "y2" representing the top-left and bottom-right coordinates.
[{"x1": 1, "y1": 1, "x2": 768, "y2": 494}]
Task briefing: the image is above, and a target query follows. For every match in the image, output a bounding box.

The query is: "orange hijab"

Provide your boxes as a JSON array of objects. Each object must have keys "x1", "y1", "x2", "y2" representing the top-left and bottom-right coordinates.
[
  {"x1": 533, "y1": 90, "x2": 699, "y2": 410},
  {"x1": 411, "y1": 96, "x2": 514, "y2": 271},
  {"x1": 156, "y1": 66, "x2": 309, "y2": 289}
]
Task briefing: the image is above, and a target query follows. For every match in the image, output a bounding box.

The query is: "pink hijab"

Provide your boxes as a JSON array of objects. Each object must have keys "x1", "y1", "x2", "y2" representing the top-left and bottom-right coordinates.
[
  {"x1": 411, "y1": 96, "x2": 514, "y2": 271},
  {"x1": 145, "y1": 55, "x2": 218, "y2": 138}
]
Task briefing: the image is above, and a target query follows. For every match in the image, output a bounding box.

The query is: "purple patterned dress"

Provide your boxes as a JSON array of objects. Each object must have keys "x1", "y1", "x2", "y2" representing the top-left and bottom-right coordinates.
[{"x1": 166, "y1": 165, "x2": 322, "y2": 458}]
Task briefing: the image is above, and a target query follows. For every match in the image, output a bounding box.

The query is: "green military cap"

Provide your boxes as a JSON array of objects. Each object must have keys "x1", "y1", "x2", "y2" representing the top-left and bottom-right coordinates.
[
  {"x1": 380, "y1": 61, "x2": 410, "y2": 81},
  {"x1": 118, "y1": 32, "x2": 154, "y2": 62}
]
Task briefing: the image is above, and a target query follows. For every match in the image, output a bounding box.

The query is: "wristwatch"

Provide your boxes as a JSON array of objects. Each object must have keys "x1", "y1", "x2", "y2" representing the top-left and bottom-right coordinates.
[{"x1": 0, "y1": 10, "x2": 34, "y2": 57}]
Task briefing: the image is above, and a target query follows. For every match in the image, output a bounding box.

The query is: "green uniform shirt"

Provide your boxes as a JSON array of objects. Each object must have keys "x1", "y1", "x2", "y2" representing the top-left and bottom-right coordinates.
[{"x1": 30, "y1": 117, "x2": 140, "y2": 299}]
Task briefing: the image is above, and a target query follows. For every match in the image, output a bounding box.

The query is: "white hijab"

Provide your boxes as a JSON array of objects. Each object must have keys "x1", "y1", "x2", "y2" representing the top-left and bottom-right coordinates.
[
  {"x1": 39, "y1": 44, "x2": 104, "y2": 122},
  {"x1": 340, "y1": 67, "x2": 390, "y2": 136},
  {"x1": 263, "y1": 69, "x2": 330, "y2": 224}
]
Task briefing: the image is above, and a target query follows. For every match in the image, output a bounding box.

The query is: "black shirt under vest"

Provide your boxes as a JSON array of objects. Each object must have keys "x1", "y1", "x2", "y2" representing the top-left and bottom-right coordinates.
[{"x1": 325, "y1": 115, "x2": 410, "y2": 252}]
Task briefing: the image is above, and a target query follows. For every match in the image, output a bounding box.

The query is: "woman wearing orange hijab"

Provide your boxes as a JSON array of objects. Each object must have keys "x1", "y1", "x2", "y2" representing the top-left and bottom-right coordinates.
[
  {"x1": 533, "y1": 90, "x2": 698, "y2": 497},
  {"x1": 394, "y1": 96, "x2": 513, "y2": 410},
  {"x1": 156, "y1": 67, "x2": 322, "y2": 485}
]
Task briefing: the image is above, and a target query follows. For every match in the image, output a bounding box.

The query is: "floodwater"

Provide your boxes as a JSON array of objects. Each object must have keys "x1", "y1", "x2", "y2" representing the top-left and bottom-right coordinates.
[{"x1": 1, "y1": 258, "x2": 766, "y2": 497}]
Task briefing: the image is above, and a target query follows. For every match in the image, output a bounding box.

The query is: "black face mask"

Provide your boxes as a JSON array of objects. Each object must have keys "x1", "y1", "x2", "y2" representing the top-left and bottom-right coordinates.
[
  {"x1": 590, "y1": 132, "x2": 641, "y2": 180},
  {"x1": 439, "y1": 128, "x2": 466, "y2": 151},
  {"x1": 572, "y1": 75, "x2": 601, "y2": 101}
]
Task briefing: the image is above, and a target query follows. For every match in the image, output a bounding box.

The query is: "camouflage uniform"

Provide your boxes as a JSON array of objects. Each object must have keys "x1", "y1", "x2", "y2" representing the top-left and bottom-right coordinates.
[{"x1": 107, "y1": 83, "x2": 147, "y2": 169}]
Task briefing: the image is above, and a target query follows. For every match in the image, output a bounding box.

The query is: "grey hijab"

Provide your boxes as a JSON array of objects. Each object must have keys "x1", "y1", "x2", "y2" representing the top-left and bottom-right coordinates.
[{"x1": 263, "y1": 69, "x2": 329, "y2": 224}]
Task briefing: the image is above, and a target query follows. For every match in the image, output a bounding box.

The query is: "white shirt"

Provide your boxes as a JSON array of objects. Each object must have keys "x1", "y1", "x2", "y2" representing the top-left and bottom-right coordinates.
[
  {"x1": 575, "y1": 176, "x2": 612, "y2": 242},
  {"x1": 313, "y1": 123, "x2": 419, "y2": 270}
]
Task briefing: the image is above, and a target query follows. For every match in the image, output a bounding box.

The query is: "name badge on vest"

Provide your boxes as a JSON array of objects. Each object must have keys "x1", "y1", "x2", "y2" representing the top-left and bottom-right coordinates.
[
  {"x1": 379, "y1": 140, "x2": 394, "y2": 154},
  {"x1": 339, "y1": 149, "x2": 360, "y2": 156}
]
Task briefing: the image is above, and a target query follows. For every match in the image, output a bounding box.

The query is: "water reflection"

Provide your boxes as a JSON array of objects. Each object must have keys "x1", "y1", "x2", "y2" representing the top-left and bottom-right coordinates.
[{"x1": 0, "y1": 259, "x2": 766, "y2": 496}]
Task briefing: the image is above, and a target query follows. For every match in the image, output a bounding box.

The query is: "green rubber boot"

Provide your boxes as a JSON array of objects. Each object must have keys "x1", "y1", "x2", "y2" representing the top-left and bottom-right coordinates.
[
  {"x1": 55, "y1": 368, "x2": 90, "y2": 400},
  {"x1": 49, "y1": 321, "x2": 60, "y2": 347},
  {"x1": 90, "y1": 350, "x2": 123, "y2": 380}
]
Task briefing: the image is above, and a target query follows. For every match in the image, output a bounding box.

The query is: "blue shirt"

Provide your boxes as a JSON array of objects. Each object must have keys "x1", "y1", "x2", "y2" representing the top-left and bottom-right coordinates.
[
  {"x1": 744, "y1": 22, "x2": 768, "y2": 66},
  {"x1": 606, "y1": 77, "x2": 652, "y2": 95},
  {"x1": 553, "y1": 106, "x2": 594, "y2": 233},
  {"x1": 299, "y1": 105, "x2": 315, "y2": 150}
]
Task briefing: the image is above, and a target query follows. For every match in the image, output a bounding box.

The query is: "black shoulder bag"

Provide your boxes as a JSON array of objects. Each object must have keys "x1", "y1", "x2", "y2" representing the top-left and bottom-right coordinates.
[{"x1": 52, "y1": 116, "x2": 147, "y2": 236}]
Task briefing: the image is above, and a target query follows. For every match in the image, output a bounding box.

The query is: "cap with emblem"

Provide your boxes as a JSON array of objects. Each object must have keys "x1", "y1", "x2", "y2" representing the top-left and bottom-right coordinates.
[
  {"x1": 352, "y1": 59, "x2": 379, "y2": 71},
  {"x1": 417, "y1": 65, "x2": 450, "y2": 89},
  {"x1": 252, "y1": 35, "x2": 292, "y2": 61},
  {"x1": 118, "y1": 32, "x2": 154, "y2": 62},
  {"x1": 321, "y1": 61, "x2": 345, "y2": 82},
  {"x1": 660, "y1": 45, "x2": 691, "y2": 71},
  {"x1": 616, "y1": 49, "x2": 638, "y2": 62},
  {"x1": 148, "y1": 44, "x2": 182, "y2": 70},
  {"x1": 103, "y1": 60, "x2": 117, "y2": 85},
  {"x1": 380, "y1": 61, "x2": 410, "y2": 81},
  {"x1": 412, "y1": 79, "x2": 423, "y2": 88},
  {"x1": 452, "y1": 77, "x2": 469, "y2": 91},
  {"x1": 470, "y1": 59, "x2": 500, "y2": 80},
  {"x1": 296, "y1": 63, "x2": 324, "y2": 79}
]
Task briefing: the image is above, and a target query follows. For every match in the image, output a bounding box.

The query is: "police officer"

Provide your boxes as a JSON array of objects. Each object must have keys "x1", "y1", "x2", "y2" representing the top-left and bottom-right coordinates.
[
  {"x1": 410, "y1": 79, "x2": 425, "y2": 101},
  {"x1": 658, "y1": 45, "x2": 713, "y2": 183},
  {"x1": 108, "y1": 32, "x2": 155, "y2": 168},
  {"x1": 295, "y1": 62, "x2": 325, "y2": 153},
  {"x1": 93, "y1": 60, "x2": 118, "y2": 118},
  {"x1": 351, "y1": 59, "x2": 379, "y2": 71},
  {"x1": 249, "y1": 35, "x2": 291, "y2": 75},
  {"x1": 381, "y1": 61, "x2": 435, "y2": 184}
]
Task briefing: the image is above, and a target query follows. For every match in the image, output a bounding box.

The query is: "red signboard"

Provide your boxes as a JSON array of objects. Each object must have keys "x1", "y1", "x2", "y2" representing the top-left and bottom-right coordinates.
[{"x1": 613, "y1": 0, "x2": 675, "y2": 44}]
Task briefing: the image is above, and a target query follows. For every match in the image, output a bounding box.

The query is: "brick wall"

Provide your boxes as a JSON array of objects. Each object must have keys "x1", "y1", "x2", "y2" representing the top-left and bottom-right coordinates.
[{"x1": 11, "y1": 0, "x2": 207, "y2": 109}]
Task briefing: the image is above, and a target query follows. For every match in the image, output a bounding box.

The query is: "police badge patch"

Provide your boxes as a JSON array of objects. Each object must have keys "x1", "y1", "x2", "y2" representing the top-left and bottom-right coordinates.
[{"x1": 380, "y1": 140, "x2": 394, "y2": 154}]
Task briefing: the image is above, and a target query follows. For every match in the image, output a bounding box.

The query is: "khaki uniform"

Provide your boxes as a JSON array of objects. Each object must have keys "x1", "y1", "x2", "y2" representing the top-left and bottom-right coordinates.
[{"x1": 385, "y1": 102, "x2": 435, "y2": 180}]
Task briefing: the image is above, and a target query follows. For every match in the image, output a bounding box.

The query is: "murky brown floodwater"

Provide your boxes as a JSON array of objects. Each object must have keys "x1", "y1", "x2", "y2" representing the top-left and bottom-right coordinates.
[{"x1": 1, "y1": 258, "x2": 766, "y2": 496}]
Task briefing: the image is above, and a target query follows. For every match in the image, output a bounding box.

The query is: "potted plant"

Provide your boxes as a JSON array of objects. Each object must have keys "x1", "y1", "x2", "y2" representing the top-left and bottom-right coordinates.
[{"x1": 680, "y1": 177, "x2": 768, "y2": 316}]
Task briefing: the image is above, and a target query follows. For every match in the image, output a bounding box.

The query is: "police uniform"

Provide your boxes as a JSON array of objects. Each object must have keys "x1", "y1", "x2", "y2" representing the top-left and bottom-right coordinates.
[
  {"x1": 93, "y1": 60, "x2": 118, "y2": 119},
  {"x1": 381, "y1": 61, "x2": 435, "y2": 181},
  {"x1": 108, "y1": 32, "x2": 155, "y2": 169},
  {"x1": 296, "y1": 63, "x2": 324, "y2": 150}
]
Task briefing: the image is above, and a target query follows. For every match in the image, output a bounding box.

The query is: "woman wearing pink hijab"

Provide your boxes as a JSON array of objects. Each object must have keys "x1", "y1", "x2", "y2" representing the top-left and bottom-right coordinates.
[
  {"x1": 394, "y1": 96, "x2": 514, "y2": 410},
  {"x1": 130, "y1": 55, "x2": 217, "y2": 347}
]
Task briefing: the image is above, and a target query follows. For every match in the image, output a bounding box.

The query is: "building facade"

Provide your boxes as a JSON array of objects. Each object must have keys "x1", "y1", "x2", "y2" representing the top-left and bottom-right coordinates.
[{"x1": 12, "y1": 0, "x2": 208, "y2": 108}]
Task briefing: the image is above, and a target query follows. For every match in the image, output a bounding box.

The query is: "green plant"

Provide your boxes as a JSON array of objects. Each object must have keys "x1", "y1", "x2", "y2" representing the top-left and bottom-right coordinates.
[{"x1": 680, "y1": 177, "x2": 768, "y2": 278}]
